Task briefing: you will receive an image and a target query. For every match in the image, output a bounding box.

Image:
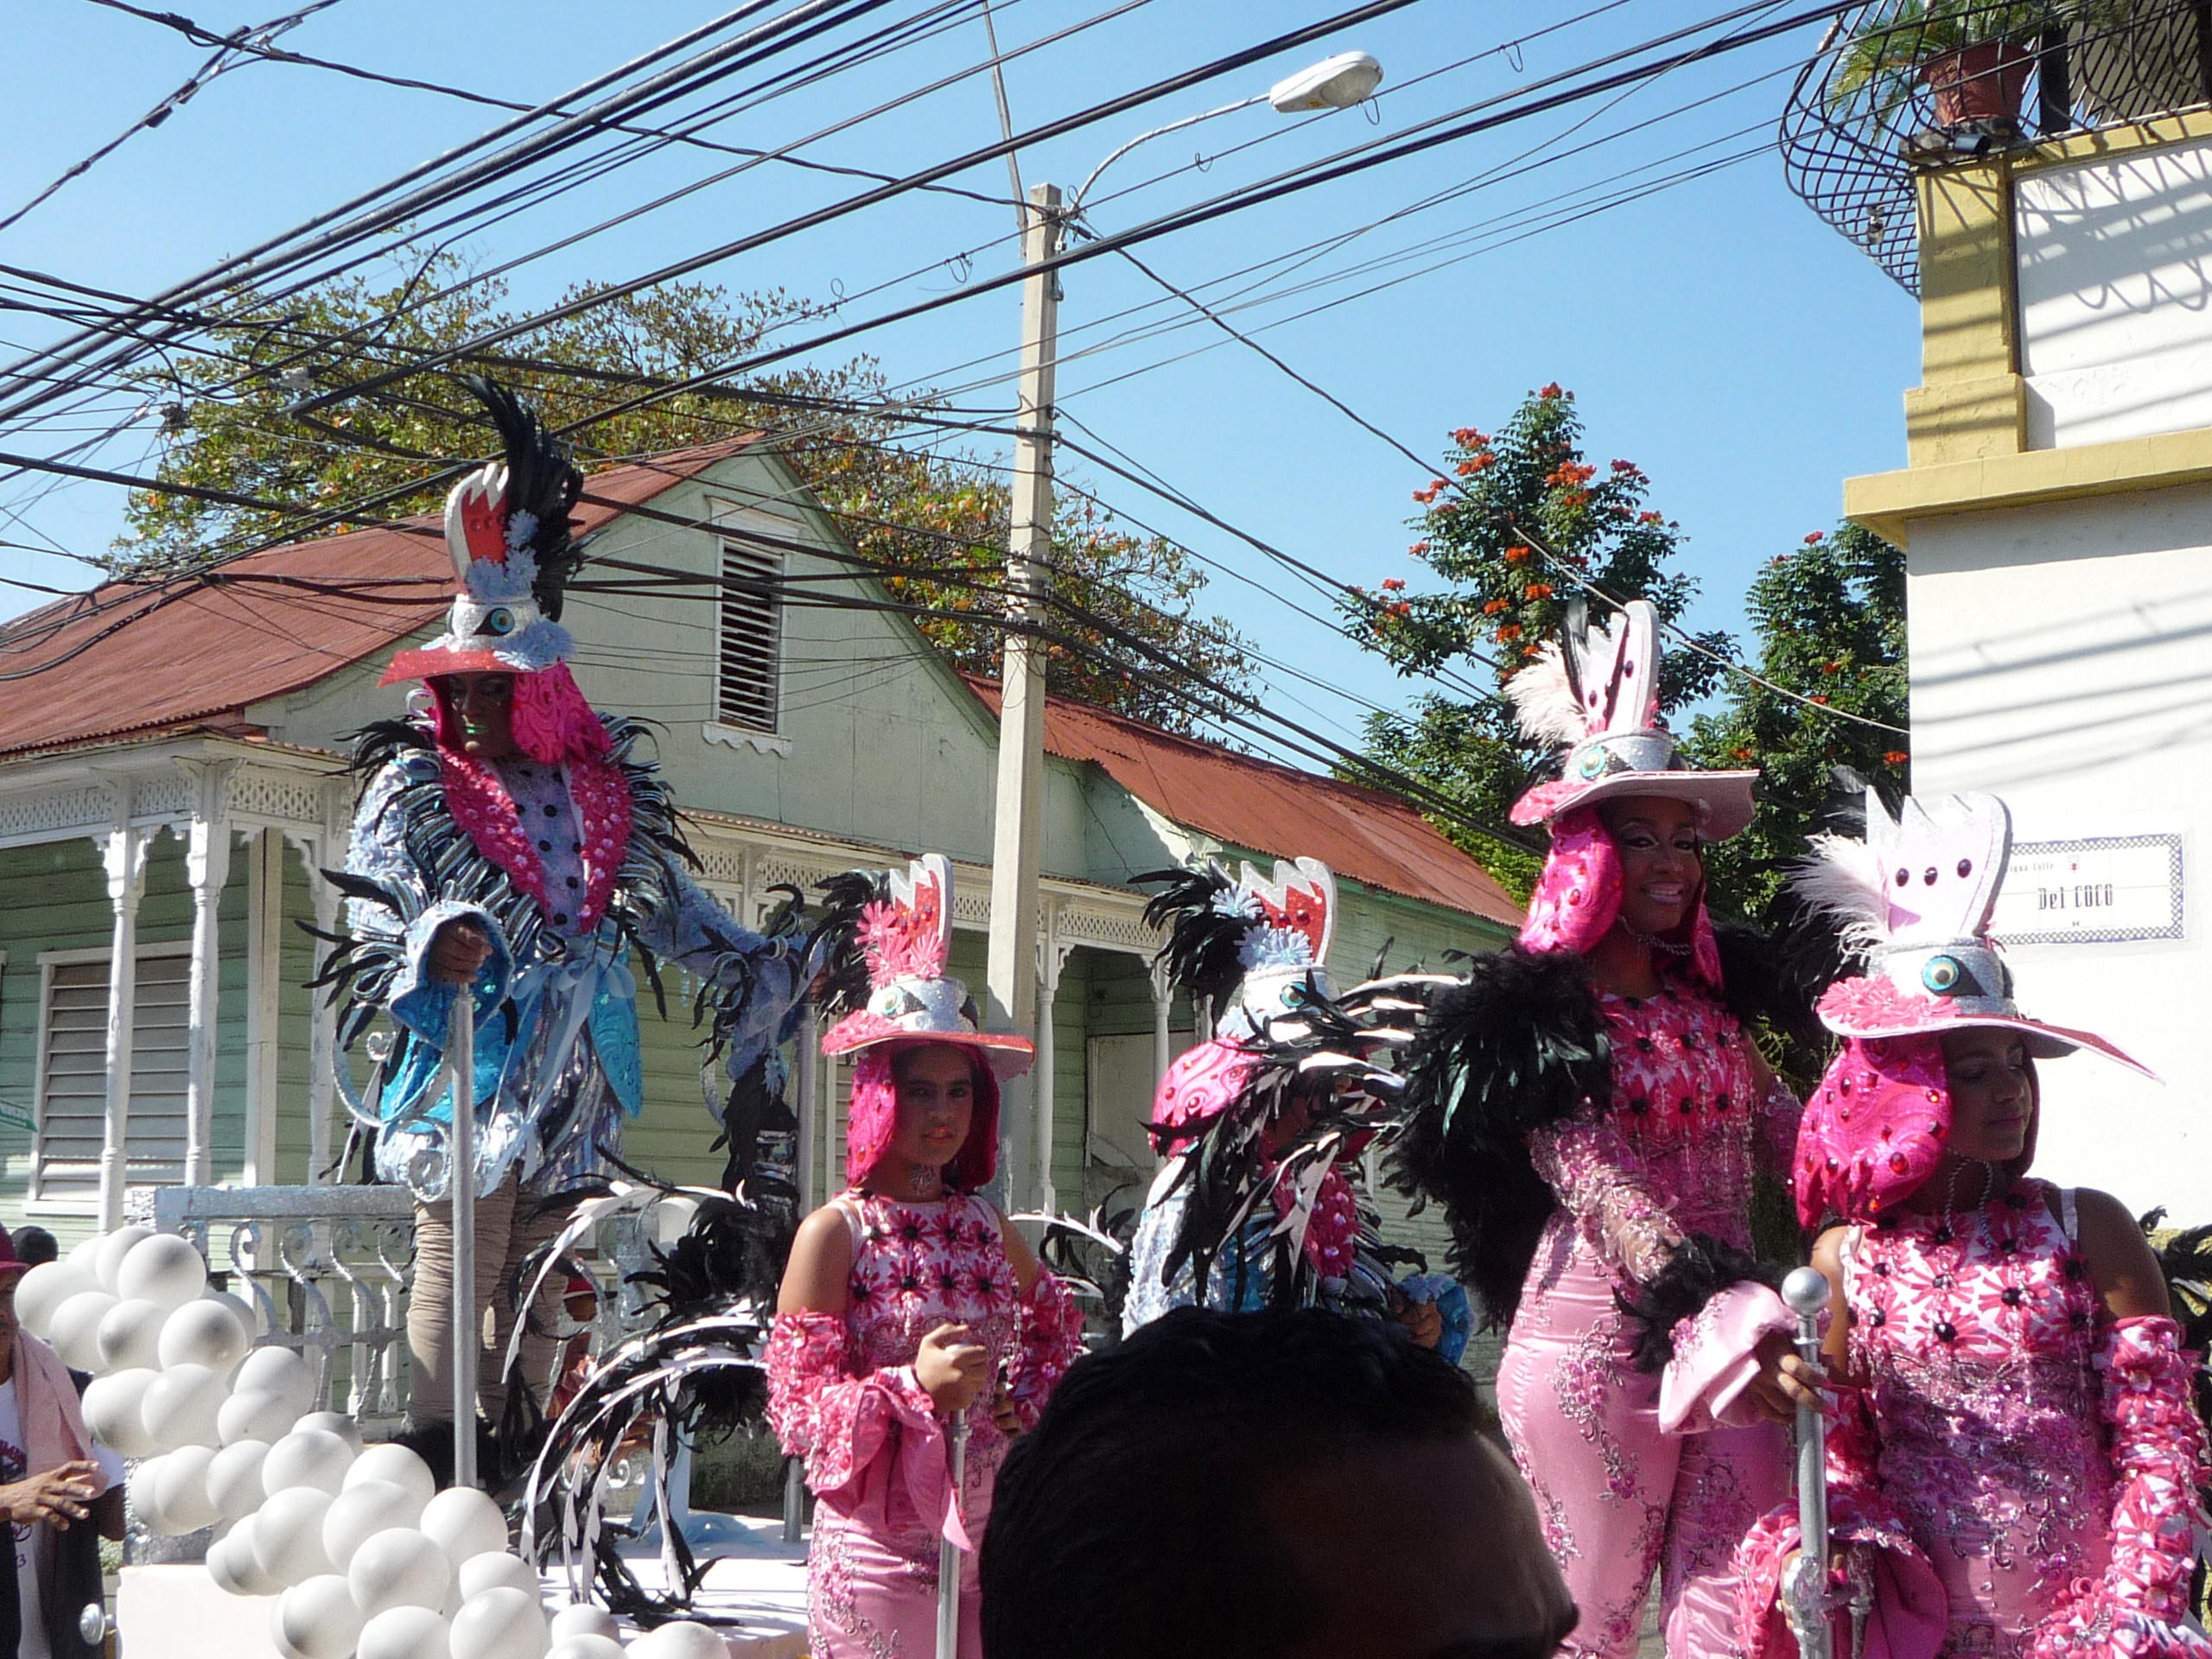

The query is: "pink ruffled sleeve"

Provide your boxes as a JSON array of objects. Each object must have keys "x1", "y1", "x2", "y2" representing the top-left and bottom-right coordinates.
[
  {"x1": 764, "y1": 1307, "x2": 939, "y2": 1503},
  {"x1": 1003, "y1": 1270, "x2": 1084, "y2": 1433},
  {"x1": 2031, "y1": 1316, "x2": 2212, "y2": 1659},
  {"x1": 1528, "y1": 1110, "x2": 1681, "y2": 1285}
]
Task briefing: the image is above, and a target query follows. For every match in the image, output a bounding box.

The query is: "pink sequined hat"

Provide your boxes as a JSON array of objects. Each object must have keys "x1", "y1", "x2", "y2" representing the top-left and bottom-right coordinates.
[
  {"x1": 1794, "y1": 787, "x2": 2149, "y2": 1069},
  {"x1": 1505, "y1": 597, "x2": 1757, "y2": 838},
  {"x1": 818, "y1": 854, "x2": 1034, "y2": 1079},
  {"x1": 1791, "y1": 786, "x2": 2150, "y2": 1224}
]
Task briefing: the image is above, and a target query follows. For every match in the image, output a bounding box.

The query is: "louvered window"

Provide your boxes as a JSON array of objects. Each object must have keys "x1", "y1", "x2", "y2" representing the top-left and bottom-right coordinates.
[
  {"x1": 35, "y1": 950, "x2": 192, "y2": 1198},
  {"x1": 716, "y1": 537, "x2": 783, "y2": 734}
]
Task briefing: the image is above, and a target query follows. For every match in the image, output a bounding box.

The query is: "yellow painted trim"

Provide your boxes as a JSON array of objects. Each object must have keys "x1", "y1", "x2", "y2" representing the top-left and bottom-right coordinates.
[
  {"x1": 2011, "y1": 105, "x2": 2212, "y2": 177},
  {"x1": 1844, "y1": 423, "x2": 2212, "y2": 546}
]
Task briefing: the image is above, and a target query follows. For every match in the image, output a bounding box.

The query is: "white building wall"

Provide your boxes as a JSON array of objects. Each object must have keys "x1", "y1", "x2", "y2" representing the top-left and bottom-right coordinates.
[
  {"x1": 2016, "y1": 137, "x2": 2212, "y2": 448},
  {"x1": 1907, "y1": 480, "x2": 2212, "y2": 1221}
]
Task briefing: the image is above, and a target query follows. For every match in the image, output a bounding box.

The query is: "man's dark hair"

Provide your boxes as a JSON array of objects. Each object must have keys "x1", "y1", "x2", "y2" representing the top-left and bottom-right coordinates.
[
  {"x1": 980, "y1": 1307, "x2": 1485, "y2": 1659},
  {"x1": 10, "y1": 1227, "x2": 55, "y2": 1268}
]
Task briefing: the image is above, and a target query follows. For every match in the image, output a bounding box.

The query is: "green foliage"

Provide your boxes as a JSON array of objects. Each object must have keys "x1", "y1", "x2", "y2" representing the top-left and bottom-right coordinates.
[
  {"x1": 1684, "y1": 521, "x2": 1910, "y2": 915},
  {"x1": 1829, "y1": 0, "x2": 2074, "y2": 121},
  {"x1": 115, "y1": 248, "x2": 1249, "y2": 732},
  {"x1": 1340, "y1": 385, "x2": 1732, "y2": 896}
]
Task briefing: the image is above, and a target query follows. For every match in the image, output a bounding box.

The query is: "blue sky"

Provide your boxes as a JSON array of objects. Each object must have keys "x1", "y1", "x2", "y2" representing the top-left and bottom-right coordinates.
[{"x1": 0, "y1": 0, "x2": 1922, "y2": 758}]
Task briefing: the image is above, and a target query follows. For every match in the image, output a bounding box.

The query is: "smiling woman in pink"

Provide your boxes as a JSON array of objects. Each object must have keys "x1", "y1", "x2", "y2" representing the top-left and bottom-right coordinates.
[
  {"x1": 1393, "y1": 599, "x2": 1817, "y2": 1659},
  {"x1": 765, "y1": 855, "x2": 1084, "y2": 1659}
]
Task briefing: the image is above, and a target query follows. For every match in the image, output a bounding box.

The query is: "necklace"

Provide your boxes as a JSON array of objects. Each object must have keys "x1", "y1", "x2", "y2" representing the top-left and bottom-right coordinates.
[
  {"x1": 903, "y1": 1162, "x2": 945, "y2": 1202},
  {"x1": 1940, "y1": 1158, "x2": 1996, "y2": 1240},
  {"x1": 1615, "y1": 918, "x2": 1693, "y2": 958}
]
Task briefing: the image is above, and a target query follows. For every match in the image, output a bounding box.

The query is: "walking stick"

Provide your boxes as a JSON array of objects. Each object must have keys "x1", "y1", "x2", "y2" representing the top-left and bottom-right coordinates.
[
  {"x1": 1777, "y1": 1267, "x2": 1870, "y2": 1659},
  {"x1": 935, "y1": 1414, "x2": 971, "y2": 1659},
  {"x1": 448, "y1": 989, "x2": 478, "y2": 1491}
]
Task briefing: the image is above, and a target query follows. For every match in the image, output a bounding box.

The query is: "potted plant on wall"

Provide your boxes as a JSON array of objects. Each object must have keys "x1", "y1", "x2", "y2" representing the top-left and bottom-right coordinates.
[{"x1": 1831, "y1": 0, "x2": 2067, "y2": 132}]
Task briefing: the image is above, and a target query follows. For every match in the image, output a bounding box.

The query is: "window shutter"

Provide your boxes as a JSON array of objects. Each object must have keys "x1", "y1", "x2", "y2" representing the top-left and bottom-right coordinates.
[
  {"x1": 36, "y1": 953, "x2": 193, "y2": 1197},
  {"x1": 717, "y1": 537, "x2": 783, "y2": 734}
]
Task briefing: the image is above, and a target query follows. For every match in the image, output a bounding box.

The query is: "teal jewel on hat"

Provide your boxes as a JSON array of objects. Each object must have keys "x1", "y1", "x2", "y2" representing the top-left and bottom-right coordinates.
[{"x1": 1577, "y1": 747, "x2": 1610, "y2": 780}]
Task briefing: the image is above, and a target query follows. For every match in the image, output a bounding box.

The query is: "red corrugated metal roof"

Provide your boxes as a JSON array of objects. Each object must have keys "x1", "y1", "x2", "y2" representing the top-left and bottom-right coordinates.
[
  {"x1": 965, "y1": 677, "x2": 1521, "y2": 928},
  {"x1": 0, "y1": 441, "x2": 753, "y2": 758}
]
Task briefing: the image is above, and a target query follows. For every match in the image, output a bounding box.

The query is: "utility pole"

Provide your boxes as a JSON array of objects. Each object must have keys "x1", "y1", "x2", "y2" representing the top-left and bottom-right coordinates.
[{"x1": 985, "y1": 181, "x2": 1061, "y2": 1207}]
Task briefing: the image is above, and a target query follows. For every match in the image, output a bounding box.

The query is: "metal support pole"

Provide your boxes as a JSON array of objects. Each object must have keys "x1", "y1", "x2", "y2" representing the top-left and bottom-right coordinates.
[
  {"x1": 985, "y1": 181, "x2": 1062, "y2": 1210},
  {"x1": 448, "y1": 991, "x2": 478, "y2": 1491},
  {"x1": 1780, "y1": 1266, "x2": 1834, "y2": 1659}
]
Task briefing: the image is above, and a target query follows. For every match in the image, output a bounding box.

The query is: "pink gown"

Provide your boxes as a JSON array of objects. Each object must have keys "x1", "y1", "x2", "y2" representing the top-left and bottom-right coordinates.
[
  {"x1": 1738, "y1": 1182, "x2": 2212, "y2": 1659},
  {"x1": 1497, "y1": 984, "x2": 1799, "y2": 1659},
  {"x1": 766, "y1": 1190, "x2": 1085, "y2": 1659}
]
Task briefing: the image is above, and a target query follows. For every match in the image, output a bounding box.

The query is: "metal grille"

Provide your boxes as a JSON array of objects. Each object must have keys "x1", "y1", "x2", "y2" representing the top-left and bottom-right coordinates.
[
  {"x1": 1781, "y1": 0, "x2": 2212, "y2": 292},
  {"x1": 717, "y1": 537, "x2": 783, "y2": 734},
  {"x1": 36, "y1": 950, "x2": 190, "y2": 1196}
]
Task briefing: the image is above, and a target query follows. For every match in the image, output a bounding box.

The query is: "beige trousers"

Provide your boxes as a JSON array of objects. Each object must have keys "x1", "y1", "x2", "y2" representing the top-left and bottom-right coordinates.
[{"x1": 407, "y1": 1172, "x2": 573, "y2": 1426}]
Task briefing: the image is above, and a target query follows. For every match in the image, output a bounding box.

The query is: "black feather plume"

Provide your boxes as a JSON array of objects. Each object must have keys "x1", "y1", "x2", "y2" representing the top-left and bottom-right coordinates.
[
  {"x1": 807, "y1": 868, "x2": 891, "y2": 1022},
  {"x1": 461, "y1": 376, "x2": 586, "y2": 620},
  {"x1": 1617, "y1": 1232, "x2": 1780, "y2": 1373},
  {"x1": 1135, "y1": 861, "x2": 1254, "y2": 1009}
]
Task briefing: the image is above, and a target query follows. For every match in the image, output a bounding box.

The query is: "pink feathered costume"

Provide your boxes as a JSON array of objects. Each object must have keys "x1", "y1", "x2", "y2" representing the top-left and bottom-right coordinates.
[
  {"x1": 1735, "y1": 787, "x2": 2211, "y2": 1659},
  {"x1": 1503, "y1": 809, "x2": 1801, "y2": 1659},
  {"x1": 765, "y1": 858, "x2": 1084, "y2": 1659}
]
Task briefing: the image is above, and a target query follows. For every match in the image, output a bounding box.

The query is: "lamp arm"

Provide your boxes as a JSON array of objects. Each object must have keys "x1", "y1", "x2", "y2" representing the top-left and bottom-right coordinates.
[{"x1": 1069, "y1": 92, "x2": 1268, "y2": 216}]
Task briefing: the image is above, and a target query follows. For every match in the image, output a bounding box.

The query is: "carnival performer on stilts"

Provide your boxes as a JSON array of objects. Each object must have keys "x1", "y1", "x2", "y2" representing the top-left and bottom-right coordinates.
[
  {"x1": 312, "y1": 378, "x2": 813, "y2": 1475},
  {"x1": 1120, "y1": 855, "x2": 1469, "y2": 1358},
  {"x1": 1733, "y1": 786, "x2": 2211, "y2": 1659},
  {"x1": 766, "y1": 855, "x2": 1084, "y2": 1659},
  {"x1": 1391, "y1": 597, "x2": 1821, "y2": 1659}
]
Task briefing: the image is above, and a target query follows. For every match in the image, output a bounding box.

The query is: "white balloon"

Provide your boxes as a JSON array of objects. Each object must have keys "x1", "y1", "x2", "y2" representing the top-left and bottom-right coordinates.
[
  {"x1": 628, "y1": 1622, "x2": 722, "y2": 1659},
  {"x1": 209, "y1": 1515, "x2": 282, "y2": 1598},
  {"x1": 118, "y1": 1232, "x2": 207, "y2": 1310},
  {"x1": 456, "y1": 1552, "x2": 537, "y2": 1605},
  {"x1": 158, "y1": 1298, "x2": 249, "y2": 1371},
  {"x1": 207, "y1": 1438, "x2": 271, "y2": 1520},
  {"x1": 419, "y1": 1486, "x2": 508, "y2": 1568},
  {"x1": 448, "y1": 1586, "x2": 548, "y2": 1659},
  {"x1": 94, "y1": 1225, "x2": 155, "y2": 1294},
  {"x1": 219, "y1": 1387, "x2": 299, "y2": 1447},
  {"x1": 48, "y1": 1290, "x2": 120, "y2": 1373},
  {"x1": 125, "y1": 1458, "x2": 168, "y2": 1535},
  {"x1": 547, "y1": 1639, "x2": 625, "y2": 1659},
  {"x1": 234, "y1": 1345, "x2": 316, "y2": 1415},
  {"x1": 296, "y1": 1410, "x2": 364, "y2": 1452},
  {"x1": 81, "y1": 1367, "x2": 162, "y2": 1459},
  {"x1": 143, "y1": 1362, "x2": 226, "y2": 1451},
  {"x1": 349, "y1": 1527, "x2": 454, "y2": 1619},
  {"x1": 264, "y1": 1426, "x2": 355, "y2": 1495},
  {"x1": 154, "y1": 1443, "x2": 220, "y2": 1534},
  {"x1": 324, "y1": 1481, "x2": 426, "y2": 1574},
  {"x1": 346, "y1": 1443, "x2": 437, "y2": 1510},
  {"x1": 253, "y1": 1485, "x2": 337, "y2": 1587},
  {"x1": 358, "y1": 1605, "x2": 453, "y2": 1659},
  {"x1": 67, "y1": 1236, "x2": 102, "y2": 1277},
  {"x1": 16, "y1": 1261, "x2": 93, "y2": 1340},
  {"x1": 648, "y1": 1196, "x2": 699, "y2": 1249},
  {"x1": 96, "y1": 1298, "x2": 168, "y2": 1373},
  {"x1": 546, "y1": 1605, "x2": 619, "y2": 1643},
  {"x1": 206, "y1": 1286, "x2": 266, "y2": 1342},
  {"x1": 272, "y1": 1573, "x2": 365, "y2": 1659}
]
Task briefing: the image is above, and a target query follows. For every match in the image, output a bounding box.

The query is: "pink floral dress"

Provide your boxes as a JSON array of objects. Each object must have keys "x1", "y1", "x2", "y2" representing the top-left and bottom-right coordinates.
[
  {"x1": 766, "y1": 1190, "x2": 1084, "y2": 1659},
  {"x1": 1737, "y1": 1182, "x2": 2212, "y2": 1659},
  {"x1": 1497, "y1": 983, "x2": 1802, "y2": 1659}
]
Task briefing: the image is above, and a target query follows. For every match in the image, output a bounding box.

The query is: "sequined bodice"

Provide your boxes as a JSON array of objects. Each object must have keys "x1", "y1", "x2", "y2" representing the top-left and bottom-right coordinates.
[
  {"x1": 1844, "y1": 1183, "x2": 2113, "y2": 1640},
  {"x1": 1597, "y1": 987, "x2": 1766, "y2": 1239},
  {"x1": 842, "y1": 1191, "x2": 1020, "y2": 1446}
]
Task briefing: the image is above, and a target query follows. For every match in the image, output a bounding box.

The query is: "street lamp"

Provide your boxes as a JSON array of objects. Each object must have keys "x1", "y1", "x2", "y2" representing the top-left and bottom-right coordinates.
[{"x1": 983, "y1": 51, "x2": 1384, "y2": 1211}]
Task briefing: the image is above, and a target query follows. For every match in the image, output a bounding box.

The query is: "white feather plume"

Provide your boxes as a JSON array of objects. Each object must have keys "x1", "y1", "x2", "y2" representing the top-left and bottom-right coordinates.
[
  {"x1": 1789, "y1": 831, "x2": 1892, "y2": 963},
  {"x1": 1506, "y1": 638, "x2": 1593, "y2": 750}
]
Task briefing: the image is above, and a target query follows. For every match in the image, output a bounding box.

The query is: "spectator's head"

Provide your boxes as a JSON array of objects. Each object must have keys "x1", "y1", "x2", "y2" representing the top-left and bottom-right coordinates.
[
  {"x1": 981, "y1": 1307, "x2": 1574, "y2": 1659},
  {"x1": 10, "y1": 1226, "x2": 56, "y2": 1269}
]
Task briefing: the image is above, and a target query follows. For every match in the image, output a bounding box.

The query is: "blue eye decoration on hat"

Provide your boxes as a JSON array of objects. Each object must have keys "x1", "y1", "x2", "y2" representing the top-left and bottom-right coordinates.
[
  {"x1": 483, "y1": 607, "x2": 516, "y2": 637},
  {"x1": 1922, "y1": 955, "x2": 1961, "y2": 994}
]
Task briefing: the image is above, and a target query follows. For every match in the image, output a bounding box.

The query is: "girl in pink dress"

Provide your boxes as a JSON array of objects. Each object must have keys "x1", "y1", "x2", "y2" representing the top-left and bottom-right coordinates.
[
  {"x1": 766, "y1": 856, "x2": 1084, "y2": 1659},
  {"x1": 1393, "y1": 601, "x2": 1818, "y2": 1659},
  {"x1": 1735, "y1": 787, "x2": 2209, "y2": 1659}
]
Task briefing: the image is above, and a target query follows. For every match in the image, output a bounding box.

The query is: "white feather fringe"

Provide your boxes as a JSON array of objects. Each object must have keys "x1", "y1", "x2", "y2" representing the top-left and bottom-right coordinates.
[
  {"x1": 1789, "y1": 832, "x2": 1891, "y2": 963},
  {"x1": 1506, "y1": 639, "x2": 1592, "y2": 749}
]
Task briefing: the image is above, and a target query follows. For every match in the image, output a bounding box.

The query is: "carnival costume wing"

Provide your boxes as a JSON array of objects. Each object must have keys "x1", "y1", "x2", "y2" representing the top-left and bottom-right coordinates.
[{"x1": 1383, "y1": 946, "x2": 1613, "y2": 1327}]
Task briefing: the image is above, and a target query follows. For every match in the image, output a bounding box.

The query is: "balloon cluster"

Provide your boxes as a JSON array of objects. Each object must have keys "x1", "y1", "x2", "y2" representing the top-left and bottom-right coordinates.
[{"x1": 26, "y1": 1228, "x2": 725, "y2": 1659}]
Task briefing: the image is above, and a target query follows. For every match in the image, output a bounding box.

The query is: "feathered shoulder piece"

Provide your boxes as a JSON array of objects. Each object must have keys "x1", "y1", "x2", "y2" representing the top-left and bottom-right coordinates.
[
  {"x1": 1137, "y1": 855, "x2": 1336, "y2": 1030},
  {"x1": 1385, "y1": 947, "x2": 1611, "y2": 1327}
]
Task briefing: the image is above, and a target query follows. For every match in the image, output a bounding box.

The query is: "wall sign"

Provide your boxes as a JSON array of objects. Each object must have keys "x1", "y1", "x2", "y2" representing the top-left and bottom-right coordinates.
[{"x1": 1990, "y1": 834, "x2": 2184, "y2": 946}]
